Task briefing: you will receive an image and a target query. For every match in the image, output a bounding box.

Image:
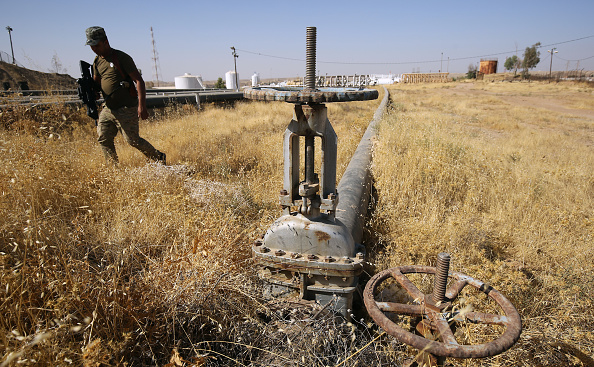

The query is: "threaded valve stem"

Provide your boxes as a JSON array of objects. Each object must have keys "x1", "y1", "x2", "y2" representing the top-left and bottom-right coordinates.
[
  {"x1": 432, "y1": 252, "x2": 451, "y2": 304},
  {"x1": 305, "y1": 27, "x2": 316, "y2": 90}
]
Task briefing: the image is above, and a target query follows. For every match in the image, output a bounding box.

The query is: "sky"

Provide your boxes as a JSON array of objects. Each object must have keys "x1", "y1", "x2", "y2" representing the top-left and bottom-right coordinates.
[{"x1": 1, "y1": 0, "x2": 593, "y2": 83}]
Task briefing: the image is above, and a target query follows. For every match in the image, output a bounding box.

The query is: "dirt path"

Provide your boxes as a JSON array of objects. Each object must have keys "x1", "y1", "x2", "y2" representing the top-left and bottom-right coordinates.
[
  {"x1": 449, "y1": 83, "x2": 594, "y2": 120},
  {"x1": 498, "y1": 94, "x2": 594, "y2": 119}
]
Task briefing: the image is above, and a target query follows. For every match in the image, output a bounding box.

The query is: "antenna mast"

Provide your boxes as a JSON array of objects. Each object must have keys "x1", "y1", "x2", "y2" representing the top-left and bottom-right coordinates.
[{"x1": 150, "y1": 27, "x2": 161, "y2": 87}]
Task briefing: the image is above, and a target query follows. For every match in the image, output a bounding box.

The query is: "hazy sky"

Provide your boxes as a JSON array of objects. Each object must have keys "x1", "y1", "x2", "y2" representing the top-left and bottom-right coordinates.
[{"x1": 1, "y1": 0, "x2": 593, "y2": 82}]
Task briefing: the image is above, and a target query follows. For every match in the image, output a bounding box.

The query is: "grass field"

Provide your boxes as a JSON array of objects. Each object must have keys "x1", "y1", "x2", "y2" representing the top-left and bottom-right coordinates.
[
  {"x1": 371, "y1": 81, "x2": 593, "y2": 366},
  {"x1": 0, "y1": 81, "x2": 592, "y2": 366}
]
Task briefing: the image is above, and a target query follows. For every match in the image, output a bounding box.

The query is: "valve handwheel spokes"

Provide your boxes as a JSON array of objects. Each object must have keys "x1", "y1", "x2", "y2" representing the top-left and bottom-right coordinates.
[{"x1": 363, "y1": 264, "x2": 522, "y2": 359}]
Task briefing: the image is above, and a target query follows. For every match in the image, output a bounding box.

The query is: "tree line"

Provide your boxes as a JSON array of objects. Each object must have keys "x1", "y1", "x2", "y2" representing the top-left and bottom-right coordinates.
[
  {"x1": 467, "y1": 42, "x2": 541, "y2": 79},
  {"x1": 504, "y1": 42, "x2": 541, "y2": 78}
]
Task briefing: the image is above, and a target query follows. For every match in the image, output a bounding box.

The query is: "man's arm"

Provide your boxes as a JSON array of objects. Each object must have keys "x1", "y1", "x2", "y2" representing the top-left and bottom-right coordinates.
[
  {"x1": 92, "y1": 73, "x2": 102, "y2": 99},
  {"x1": 129, "y1": 70, "x2": 148, "y2": 120}
]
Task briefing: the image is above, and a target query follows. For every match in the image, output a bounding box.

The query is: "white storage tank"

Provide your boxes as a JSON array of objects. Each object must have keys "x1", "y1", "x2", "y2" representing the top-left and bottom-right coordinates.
[
  {"x1": 251, "y1": 72, "x2": 260, "y2": 87},
  {"x1": 175, "y1": 73, "x2": 200, "y2": 89},
  {"x1": 196, "y1": 75, "x2": 205, "y2": 89},
  {"x1": 225, "y1": 70, "x2": 239, "y2": 90}
]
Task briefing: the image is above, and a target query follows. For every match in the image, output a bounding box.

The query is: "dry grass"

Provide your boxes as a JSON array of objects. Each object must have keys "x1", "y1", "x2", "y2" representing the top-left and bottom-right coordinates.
[
  {"x1": 0, "y1": 92, "x2": 386, "y2": 366},
  {"x1": 1, "y1": 80, "x2": 592, "y2": 366},
  {"x1": 370, "y1": 81, "x2": 593, "y2": 366}
]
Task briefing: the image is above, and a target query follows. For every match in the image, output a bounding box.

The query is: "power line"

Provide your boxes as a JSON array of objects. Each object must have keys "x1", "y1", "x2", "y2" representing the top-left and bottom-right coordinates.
[
  {"x1": 556, "y1": 54, "x2": 594, "y2": 62},
  {"x1": 236, "y1": 49, "x2": 303, "y2": 62},
  {"x1": 540, "y1": 34, "x2": 594, "y2": 48},
  {"x1": 237, "y1": 34, "x2": 594, "y2": 66}
]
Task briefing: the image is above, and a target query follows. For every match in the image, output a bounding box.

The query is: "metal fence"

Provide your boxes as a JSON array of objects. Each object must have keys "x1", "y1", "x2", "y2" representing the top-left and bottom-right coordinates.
[
  {"x1": 530, "y1": 70, "x2": 594, "y2": 82},
  {"x1": 0, "y1": 50, "x2": 24, "y2": 67}
]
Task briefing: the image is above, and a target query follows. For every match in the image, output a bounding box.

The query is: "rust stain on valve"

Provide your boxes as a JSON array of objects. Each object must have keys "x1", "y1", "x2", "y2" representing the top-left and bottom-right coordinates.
[{"x1": 315, "y1": 231, "x2": 331, "y2": 242}]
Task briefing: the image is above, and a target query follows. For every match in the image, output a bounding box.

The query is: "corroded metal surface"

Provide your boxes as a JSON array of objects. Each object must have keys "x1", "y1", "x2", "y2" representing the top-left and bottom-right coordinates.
[
  {"x1": 244, "y1": 86, "x2": 378, "y2": 103},
  {"x1": 257, "y1": 213, "x2": 356, "y2": 259},
  {"x1": 364, "y1": 265, "x2": 522, "y2": 359}
]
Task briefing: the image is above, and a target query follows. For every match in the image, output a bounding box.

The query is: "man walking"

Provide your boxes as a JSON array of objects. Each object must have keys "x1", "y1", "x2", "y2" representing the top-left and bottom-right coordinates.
[{"x1": 85, "y1": 26, "x2": 165, "y2": 164}]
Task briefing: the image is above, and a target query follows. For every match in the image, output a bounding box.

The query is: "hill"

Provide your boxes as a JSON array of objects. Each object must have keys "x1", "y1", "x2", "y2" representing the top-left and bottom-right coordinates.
[{"x1": 0, "y1": 61, "x2": 76, "y2": 90}]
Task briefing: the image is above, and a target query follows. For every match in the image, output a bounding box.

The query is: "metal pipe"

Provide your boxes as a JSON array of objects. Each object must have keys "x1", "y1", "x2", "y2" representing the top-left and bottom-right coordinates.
[
  {"x1": 0, "y1": 89, "x2": 78, "y2": 96},
  {"x1": 0, "y1": 91, "x2": 244, "y2": 110},
  {"x1": 146, "y1": 88, "x2": 220, "y2": 94},
  {"x1": 335, "y1": 86, "x2": 389, "y2": 244},
  {"x1": 305, "y1": 135, "x2": 315, "y2": 184},
  {"x1": 145, "y1": 91, "x2": 243, "y2": 107}
]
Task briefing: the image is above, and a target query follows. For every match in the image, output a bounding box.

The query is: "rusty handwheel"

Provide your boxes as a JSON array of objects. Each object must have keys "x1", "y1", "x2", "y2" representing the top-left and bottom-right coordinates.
[{"x1": 363, "y1": 253, "x2": 522, "y2": 361}]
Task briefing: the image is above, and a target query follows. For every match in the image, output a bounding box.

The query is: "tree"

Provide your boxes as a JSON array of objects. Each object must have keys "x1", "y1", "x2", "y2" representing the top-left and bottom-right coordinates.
[
  {"x1": 50, "y1": 52, "x2": 65, "y2": 74},
  {"x1": 504, "y1": 55, "x2": 520, "y2": 75},
  {"x1": 466, "y1": 63, "x2": 477, "y2": 79},
  {"x1": 214, "y1": 77, "x2": 226, "y2": 89},
  {"x1": 521, "y1": 42, "x2": 541, "y2": 79}
]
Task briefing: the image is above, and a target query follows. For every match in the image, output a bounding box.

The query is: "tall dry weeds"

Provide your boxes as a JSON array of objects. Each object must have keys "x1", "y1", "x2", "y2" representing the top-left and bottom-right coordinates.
[
  {"x1": 0, "y1": 93, "x2": 386, "y2": 366},
  {"x1": 3, "y1": 81, "x2": 592, "y2": 366},
  {"x1": 370, "y1": 82, "x2": 593, "y2": 366}
]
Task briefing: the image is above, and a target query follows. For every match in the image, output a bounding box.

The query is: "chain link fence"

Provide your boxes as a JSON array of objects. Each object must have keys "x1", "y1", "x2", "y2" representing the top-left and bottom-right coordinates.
[{"x1": 0, "y1": 50, "x2": 24, "y2": 67}]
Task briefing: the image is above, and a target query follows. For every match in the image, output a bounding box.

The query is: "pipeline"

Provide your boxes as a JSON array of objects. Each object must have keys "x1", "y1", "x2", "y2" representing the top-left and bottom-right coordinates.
[
  {"x1": 336, "y1": 86, "x2": 389, "y2": 245},
  {"x1": 0, "y1": 90, "x2": 244, "y2": 110},
  {"x1": 145, "y1": 91, "x2": 244, "y2": 108}
]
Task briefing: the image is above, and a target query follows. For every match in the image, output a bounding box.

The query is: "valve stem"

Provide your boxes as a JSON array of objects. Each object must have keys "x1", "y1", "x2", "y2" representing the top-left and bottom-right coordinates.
[
  {"x1": 305, "y1": 27, "x2": 316, "y2": 90},
  {"x1": 432, "y1": 252, "x2": 450, "y2": 304}
]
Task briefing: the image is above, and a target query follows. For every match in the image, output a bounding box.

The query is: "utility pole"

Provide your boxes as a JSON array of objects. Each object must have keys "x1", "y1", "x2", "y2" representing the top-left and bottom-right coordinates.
[
  {"x1": 440, "y1": 52, "x2": 443, "y2": 73},
  {"x1": 548, "y1": 47, "x2": 558, "y2": 82},
  {"x1": 576, "y1": 60, "x2": 580, "y2": 80},
  {"x1": 6, "y1": 26, "x2": 15, "y2": 64},
  {"x1": 231, "y1": 46, "x2": 239, "y2": 91},
  {"x1": 150, "y1": 27, "x2": 161, "y2": 87}
]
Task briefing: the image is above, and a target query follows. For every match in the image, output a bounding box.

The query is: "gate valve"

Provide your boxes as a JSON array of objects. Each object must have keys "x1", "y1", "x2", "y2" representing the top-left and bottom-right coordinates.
[{"x1": 244, "y1": 27, "x2": 377, "y2": 316}]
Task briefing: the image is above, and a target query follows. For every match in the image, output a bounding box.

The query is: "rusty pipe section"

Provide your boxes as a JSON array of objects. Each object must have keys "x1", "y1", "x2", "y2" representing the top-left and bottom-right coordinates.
[{"x1": 336, "y1": 86, "x2": 389, "y2": 244}]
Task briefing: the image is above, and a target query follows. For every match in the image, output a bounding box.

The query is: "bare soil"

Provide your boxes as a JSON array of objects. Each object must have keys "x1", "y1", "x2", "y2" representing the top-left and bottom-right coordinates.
[{"x1": 0, "y1": 61, "x2": 76, "y2": 90}]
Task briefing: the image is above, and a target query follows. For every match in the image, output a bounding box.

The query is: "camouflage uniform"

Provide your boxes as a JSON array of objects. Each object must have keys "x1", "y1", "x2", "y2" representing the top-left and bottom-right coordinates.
[
  {"x1": 96, "y1": 103, "x2": 159, "y2": 162},
  {"x1": 85, "y1": 26, "x2": 164, "y2": 163}
]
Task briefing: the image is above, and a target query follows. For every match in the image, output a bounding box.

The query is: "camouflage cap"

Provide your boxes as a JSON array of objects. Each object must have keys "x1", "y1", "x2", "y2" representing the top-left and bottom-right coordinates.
[{"x1": 85, "y1": 26, "x2": 107, "y2": 46}]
